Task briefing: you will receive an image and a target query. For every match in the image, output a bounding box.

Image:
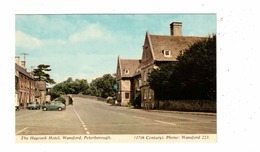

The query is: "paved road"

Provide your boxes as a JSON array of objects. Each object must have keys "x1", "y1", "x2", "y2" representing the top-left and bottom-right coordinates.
[{"x1": 16, "y1": 97, "x2": 216, "y2": 135}]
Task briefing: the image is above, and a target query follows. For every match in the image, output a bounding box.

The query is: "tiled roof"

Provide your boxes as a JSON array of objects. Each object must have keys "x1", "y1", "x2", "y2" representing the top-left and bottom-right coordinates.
[
  {"x1": 120, "y1": 59, "x2": 141, "y2": 78},
  {"x1": 15, "y1": 64, "x2": 34, "y2": 79},
  {"x1": 149, "y1": 34, "x2": 206, "y2": 61}
]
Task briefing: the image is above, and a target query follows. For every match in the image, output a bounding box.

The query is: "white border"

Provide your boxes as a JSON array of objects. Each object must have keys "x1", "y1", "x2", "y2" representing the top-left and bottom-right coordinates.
[{"x1": 1, "y1": 0, "x2": 260, "y2": 152}]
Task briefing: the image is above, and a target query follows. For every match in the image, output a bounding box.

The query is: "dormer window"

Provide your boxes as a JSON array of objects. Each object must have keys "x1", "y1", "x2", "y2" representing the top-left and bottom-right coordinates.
[
  {"x1": 125, "y1": 69, "x2": 129, "y2": 74},
  {"x1": 163, "y1": 50, "x2": 171, "y2": 57}
]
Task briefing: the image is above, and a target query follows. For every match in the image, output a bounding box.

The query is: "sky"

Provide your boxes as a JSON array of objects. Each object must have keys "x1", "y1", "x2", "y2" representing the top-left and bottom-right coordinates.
[{"x1": 15, "y1": 14, "x2": 216, "y2": 85}]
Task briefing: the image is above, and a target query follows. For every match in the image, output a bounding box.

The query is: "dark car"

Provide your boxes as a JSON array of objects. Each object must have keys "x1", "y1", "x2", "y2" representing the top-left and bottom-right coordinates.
[
  {"x1": 27, "y1": 102, "x2": 41, "y2": 110},
  {"x1": 42, "y1": 102, "x2": 63, "y2": 111}
]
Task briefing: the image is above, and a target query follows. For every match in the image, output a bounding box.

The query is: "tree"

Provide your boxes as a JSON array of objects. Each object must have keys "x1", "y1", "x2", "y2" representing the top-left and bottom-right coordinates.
[
  {"x1": 171, "y1": 34, "x2": 216, "y2": 99},
  {"x1": 148, "y1": 62, "x2": 175, "y2": 100},
  {"x1": 33, "y1": 64, "x2": 55, "y2": 85},
  {"x1": 148, "y1": 34, "x2": 216, "y2": 100},
  {"x1": 86, "y1": 74, "x2": 116, "y2": 98},
  {"x1": 49, "y1": 77, "x2": 89, "y2": 98}
]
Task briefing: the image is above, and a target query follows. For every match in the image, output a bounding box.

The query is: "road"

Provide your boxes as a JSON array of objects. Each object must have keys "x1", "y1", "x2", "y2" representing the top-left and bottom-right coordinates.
[{"x1": 16, "y1": 97, "x2": 216, "y2": 135}]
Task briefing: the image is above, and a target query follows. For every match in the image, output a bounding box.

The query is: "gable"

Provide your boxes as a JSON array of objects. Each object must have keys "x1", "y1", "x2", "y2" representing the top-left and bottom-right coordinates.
[
  {"x1": 141, "y1": 32, "x2": 155, "y2": 67},
  {"x1": 116, "y1": 58, "x2": 121, "y2": 81},
  {"x1": 116, "y1": 56, "x2": 141, "y2": 80}
]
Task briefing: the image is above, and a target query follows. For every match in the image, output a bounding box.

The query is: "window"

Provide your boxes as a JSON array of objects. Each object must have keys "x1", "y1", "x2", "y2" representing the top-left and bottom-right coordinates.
[
  {"x1": 138, "y1": 79, "x2": 142, "y2": 87},
  {"x1": 149, "y1": 89, "x2": 152, "y2": 99},
  {"x1": 143, "y1": 89, "x2": 147, "y2": 100},
  {"x1": 143, "y1": 70, "x2": 147, "y2": 81},
  {"x1": 125, "y1": 69, "x2": 129, "y2": 74},
  {"x1": 125, "y1": 92, "x2": 130, "y2": 99},
  {"x1": 163, "y1": 50, "x2": 171, "y2": 57}
]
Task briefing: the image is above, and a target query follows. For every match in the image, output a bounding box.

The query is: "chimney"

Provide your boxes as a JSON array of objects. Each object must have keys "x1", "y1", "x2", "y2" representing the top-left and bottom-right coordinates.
[
  {"x1": 21, "y1": 61, "x2": 26, "y2": 69},
  {"x1": 15, "y1": 56, "x2": 20, "y2": 65},
  {"x1": 170, "y1": 22, "x2": 182, "y2": 36}
]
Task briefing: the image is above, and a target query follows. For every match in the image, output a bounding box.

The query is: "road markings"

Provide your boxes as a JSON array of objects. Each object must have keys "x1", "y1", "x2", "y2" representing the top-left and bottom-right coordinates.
[
  {"x1": 73, "y1": 106, "x2": 90, "y2": 134},
  {"x1": 133, "y1": 116, "x2": 147, "y2": 120},
  {"x1": 16, "y1": 127, "x2": 29, "y2": 135},
  {"x1": 154, "y1": 120, "x2": 176, "y2": 126},
  {"x1": 116, "y1": 112, "x2": 126, "y2": 116}
]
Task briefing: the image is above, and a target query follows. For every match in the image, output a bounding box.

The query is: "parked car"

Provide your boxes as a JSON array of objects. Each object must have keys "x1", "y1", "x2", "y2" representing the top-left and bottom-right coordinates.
[
  {"x1": 27, "y1": 102, "x2": 41, "y2": 110},
  {"x1": 42, "y1": 102, "x2": 64, "y2": 111},
  {"x1": 57, "y1": 102, "x2": 66, "y2": 110},
  {"x1": 50, "y1": 100, "x2": 66, "y2": 110}
]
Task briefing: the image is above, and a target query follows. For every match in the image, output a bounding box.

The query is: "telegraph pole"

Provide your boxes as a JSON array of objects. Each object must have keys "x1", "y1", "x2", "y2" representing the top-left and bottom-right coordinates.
[{"x1": 21, "y1": 52, "x2": 29, "y2": 62}]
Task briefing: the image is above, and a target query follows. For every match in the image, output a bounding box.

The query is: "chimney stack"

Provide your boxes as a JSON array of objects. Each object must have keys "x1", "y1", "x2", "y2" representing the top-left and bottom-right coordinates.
[
  {"x1": 170, "y1": 22, "x2": 182, "y2": 36},
  {"x1": 21, "y1": 61, "x2": 26, "y2": 69},
  {"x1": 15, "y1": 56, "x2": 20, "y2": 65}
]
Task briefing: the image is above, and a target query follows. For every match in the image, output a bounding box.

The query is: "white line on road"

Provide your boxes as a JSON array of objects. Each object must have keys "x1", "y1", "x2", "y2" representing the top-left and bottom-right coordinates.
[
  {"x1": 133, "y1": 116, "x2": 147, "y2": 120},
  {"x1": 154, "y1": 120, "x2": 177, "y2": 126},
  {"x1": 16, "y1": 127, "x2": 29, "y2": 135},
  {"x1": 116, "y1": 112, "x2": 126, "y2": 116},
  {"x1": 73, "y1": 106, "x2": 90, "y2": 134}
]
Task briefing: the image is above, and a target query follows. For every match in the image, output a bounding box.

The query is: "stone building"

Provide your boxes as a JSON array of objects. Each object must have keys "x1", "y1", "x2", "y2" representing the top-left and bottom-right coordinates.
[
  {"x1": 15, "y1": 56, "x2": 35, "y2": 109},
  {"x1": 35, "y1": 81, "x2": 47, "y2": 105},
  {"x1": 116, "y1": 21, "x2": 206, "y2": 109},
  {"x1": 116, "y1": 56, "x2": 141, "y2": 106}
]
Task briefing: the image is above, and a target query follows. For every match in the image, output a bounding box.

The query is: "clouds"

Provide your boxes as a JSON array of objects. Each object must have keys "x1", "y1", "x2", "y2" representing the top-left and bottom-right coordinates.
[
  {"x1": 69, "y1": 23, "x2": 115, "y2": 42},
  {"x1": 15, "y1": 14, "x2": 216, "y2": 83},
  {"x1": 16, "y1": 31, "x2": 43, "y2": 50}
]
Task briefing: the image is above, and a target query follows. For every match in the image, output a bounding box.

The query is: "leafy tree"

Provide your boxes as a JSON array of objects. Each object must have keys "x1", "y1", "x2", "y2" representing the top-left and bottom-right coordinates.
[
  {"x1": 50, "y1": 77, "x2": 89, "y2": 98},
  {"x1": 171, "y1": 34, "x2": 216, "y2": 99},
  {"x1": 86, "y1": 74, "x2": 116, "y2": 98},
  {"x1": 33, "y1": 64, "x2": 56, "y2": 85},
  {"x1": 148, "y1": 62, "x2": 175, "y2": 100},
  {"x1": 148, "y1": 34, "x2": 216, "y2": 100}
]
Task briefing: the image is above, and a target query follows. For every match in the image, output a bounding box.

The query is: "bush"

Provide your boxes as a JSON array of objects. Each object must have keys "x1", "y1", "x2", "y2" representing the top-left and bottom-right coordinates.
[
  {"x1": 69, "y1": 96, "x2": 73, "y2": 105},
  {"x1": 106, "y1": 96, "x2": 114, "y2": 104},
  {"x1": 133, "y1": 92, "x2": 141, "y2": 108}
]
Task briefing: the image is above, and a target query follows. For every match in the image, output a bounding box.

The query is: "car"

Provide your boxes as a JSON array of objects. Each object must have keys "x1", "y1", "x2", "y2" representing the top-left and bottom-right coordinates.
[
  {"x1": 27, "y1": 102, "x2": 41, "y2": 110},
  {"x1": 57, "y1": 102, "x2": 66, "y2": 110},
  {"x1": 42, "y1": 102, "x2": 64, "y2": 111},
  {"x1": 50, "y1": 100, "x2": 66, "y2": 110}
]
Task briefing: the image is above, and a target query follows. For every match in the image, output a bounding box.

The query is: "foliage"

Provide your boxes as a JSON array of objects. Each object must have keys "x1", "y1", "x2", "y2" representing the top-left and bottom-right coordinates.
[
  {"x1": 132, "y1": 91, "x2": 141, "y2": 108},
  {"x1": 33, "y1": 64, "x2": 56, "y2": 85},
  {"x1": 86, "y1": 74, "x2": 116, "y2": 98},
  {"x1": 148, "y1": 34, "x2": 216, "y2": 100},
  {"x1": 69, "y1": 96, "x2": 73, "y2": 105},
  {"x1": 55, "y1": 97, "x2": 66, "y2": 104},
  {"x1": 148, "y1": 62, "x2": 176, "y2": 100},
  {"x1": 50, "y1": 77, "x2": 89, "y2": 98},
  {"x1": 50, "y1": 74, "x2": 116, "y2": 99}
]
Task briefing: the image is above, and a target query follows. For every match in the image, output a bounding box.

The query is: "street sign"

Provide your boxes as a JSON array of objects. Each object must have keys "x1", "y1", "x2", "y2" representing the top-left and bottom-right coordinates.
[{"x1": 113, "y1": 83, "x2": 118, "y2": 91}]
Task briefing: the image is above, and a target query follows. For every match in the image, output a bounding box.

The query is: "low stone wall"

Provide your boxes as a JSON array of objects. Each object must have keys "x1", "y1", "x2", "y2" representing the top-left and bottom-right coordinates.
[
  {"x1": 155, "y1": 100, "x2": 216, "y2": 112},
  {"x1": 68, "y1": 94, "x2": 106, "y2": 102}
]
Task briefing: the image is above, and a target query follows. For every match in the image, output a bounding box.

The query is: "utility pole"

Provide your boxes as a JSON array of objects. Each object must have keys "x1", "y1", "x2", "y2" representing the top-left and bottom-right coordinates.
[{"x1": 21, "y1": 52, "x2": 29, "y2": 62}]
